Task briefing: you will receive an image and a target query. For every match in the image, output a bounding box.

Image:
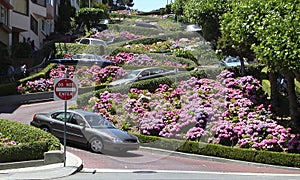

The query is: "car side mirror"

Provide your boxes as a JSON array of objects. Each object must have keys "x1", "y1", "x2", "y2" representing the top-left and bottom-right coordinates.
[{"x1": 79, "y1": 122, "x2": 87, "y2": 127}]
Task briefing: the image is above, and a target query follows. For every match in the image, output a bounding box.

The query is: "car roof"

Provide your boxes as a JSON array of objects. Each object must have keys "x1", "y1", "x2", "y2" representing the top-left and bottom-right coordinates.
[
  {"x1": 133, "y1": 67, "x2": 166, "y2": 71},
  {"x1": 56, "y1": 109, "x2": 99, "y2": 116}
]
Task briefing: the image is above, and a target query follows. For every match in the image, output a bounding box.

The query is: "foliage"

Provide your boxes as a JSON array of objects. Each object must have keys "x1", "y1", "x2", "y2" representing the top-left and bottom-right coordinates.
[
  {"x1": 136, "y1": 133, "x2": 300, "y2": 168},
  {"x1": 85, "y1": 70, "x2": 297, "y2": 153},
  {"x1": 17, "y1": 64, "x2": 124, "y2": 94},
  {"x1": 11, "y1": 42, "x2": 32, "y2": 58},
  {"x1": 55, "y1": 0, "x2": 76, "y2": 33},
  {"x1": 182, "y1": 0, "x2": 231, "y2": 43},
  {"x1": 0, "y1": 118, "x2": 61, "y2": 162},
  {"x1": 172, "y1": 49, "x2": 198, "y2": 65},
  {"x1": 76, "y1": 8, "x2": 109, "y2": 30},
  {"x1": 219, "y1": 0, "x2": 300, "y2": 127}
]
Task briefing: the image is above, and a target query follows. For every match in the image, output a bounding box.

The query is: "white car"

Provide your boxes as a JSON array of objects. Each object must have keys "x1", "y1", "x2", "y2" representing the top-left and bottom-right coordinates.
[
  {"x1": 186, "y1": 24, "x2": 202, "y2": 32},
  {"x1": 219, "y1": 56, "x2": 249, "y2": 67},
  {"x1": 77, "y1": 38, "x2": 107, "y2": 46}
]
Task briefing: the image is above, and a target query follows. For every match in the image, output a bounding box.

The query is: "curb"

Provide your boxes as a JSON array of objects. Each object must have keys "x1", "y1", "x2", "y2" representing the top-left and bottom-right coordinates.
[
  {"x1": 0, "y1": 150, "x2": 63, "y2": 170},
  {"x1": 0, "y1": 151, "x2": 83, "y2": 180}
]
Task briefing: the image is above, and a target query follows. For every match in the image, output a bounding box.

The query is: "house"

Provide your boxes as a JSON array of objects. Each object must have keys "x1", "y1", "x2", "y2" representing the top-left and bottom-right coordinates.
[
  {"x1": 0, "y1": 0, "x2": 13, "y2": 49},
  {"x1": 9, "y1": 0, "x2": 59, "y2": 50}
]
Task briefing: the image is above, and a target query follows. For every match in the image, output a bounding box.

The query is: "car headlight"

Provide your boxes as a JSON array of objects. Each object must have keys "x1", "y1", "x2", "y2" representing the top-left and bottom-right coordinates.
[{"x1": 108, "y1": 137, "x2": 123, "y2": 143}]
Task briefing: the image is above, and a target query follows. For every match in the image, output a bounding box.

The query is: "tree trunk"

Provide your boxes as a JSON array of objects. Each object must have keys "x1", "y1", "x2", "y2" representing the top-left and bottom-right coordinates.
[
  {"x1": 238, "y1": 56, "x2": 246, "y2": 76},
  {"x1": 269, "y1": 72, "x2": 280, "y2": 113},
  {"x1": 284, "y1": 71, "x2": 300, "y2": 130}
]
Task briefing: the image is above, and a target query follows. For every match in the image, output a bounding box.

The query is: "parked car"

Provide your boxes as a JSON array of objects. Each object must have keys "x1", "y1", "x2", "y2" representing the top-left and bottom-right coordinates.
[
  {"x1": 107, "y1": 67, "x2": 177, "y2": 87},
  {"x1": 50, "y1": 53, "x2": 115, "y2": 67},
  {"x1": 30, "y1": 109, "x2": 139, "y2": 153},
  {"x1": 219, "y1": 56, "x2": 249, "y2": 67},
  {"x1": 185, "y1": 24, "x2": 202, "y2": 32},
  {"x1": 77, "y1": 38, "x2": 107, "y2": 46},
  {"x1": 92, "y1": 19, "x2": 115, "y2": 32}
]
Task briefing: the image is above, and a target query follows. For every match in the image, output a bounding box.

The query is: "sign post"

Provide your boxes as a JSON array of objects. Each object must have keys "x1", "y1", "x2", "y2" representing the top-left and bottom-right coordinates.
[{"x1": 54, "y1": 77, "x2": 78, "y2": 167}]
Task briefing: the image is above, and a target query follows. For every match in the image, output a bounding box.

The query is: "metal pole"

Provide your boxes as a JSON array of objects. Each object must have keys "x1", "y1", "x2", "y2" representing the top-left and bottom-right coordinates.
[
  {"x1": 63, "y1": 100, "x2": 67, "y2": 167},
  {"x1": 63, "y1": 67, "x2": 68, "y2": 167}
]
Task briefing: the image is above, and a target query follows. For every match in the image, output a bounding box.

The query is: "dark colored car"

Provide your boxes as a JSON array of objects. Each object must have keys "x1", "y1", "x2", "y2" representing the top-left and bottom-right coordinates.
[
  {"x1": 49, "y1": 53, "x2": 115, "y2": 67},
  {"x1": 107, "y1": 67, "x2": 177, "y2": 87},
  {"x1": 30, "y1": 109, "x2": 139, "y2": 153}
]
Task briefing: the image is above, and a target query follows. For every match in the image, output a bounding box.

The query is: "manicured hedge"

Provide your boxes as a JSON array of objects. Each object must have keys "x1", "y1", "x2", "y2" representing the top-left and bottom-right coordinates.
[
  {"x1": 136, "y1": 134, "x2": 300, "y2": 168},
  {"x1": 0, "y1": 119, "x2": 61, "y2": 163}
]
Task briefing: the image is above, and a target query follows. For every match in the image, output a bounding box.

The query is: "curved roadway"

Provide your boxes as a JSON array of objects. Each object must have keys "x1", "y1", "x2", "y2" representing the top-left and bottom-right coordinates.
[{"x1": 1, "y1": 101, "x2": 300, "y2": 178}]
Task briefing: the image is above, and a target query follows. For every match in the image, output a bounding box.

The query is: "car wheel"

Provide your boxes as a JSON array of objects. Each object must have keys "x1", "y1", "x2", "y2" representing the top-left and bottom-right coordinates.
[
  {"x1": 89, "y1": 137, "x2": 104, "y2": 153},
  {"x1": 41, "y1": 126, "x2": 50, "y2": 133}
]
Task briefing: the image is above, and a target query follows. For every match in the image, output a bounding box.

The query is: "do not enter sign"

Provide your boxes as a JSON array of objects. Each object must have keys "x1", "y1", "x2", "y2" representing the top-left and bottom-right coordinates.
[{"x1": 54, "y1": 78, "x2": 78, "y2": 101}]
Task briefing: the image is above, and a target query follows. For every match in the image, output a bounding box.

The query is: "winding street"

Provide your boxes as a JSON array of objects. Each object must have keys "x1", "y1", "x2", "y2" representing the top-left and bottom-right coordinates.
[{"x1": 0, "y1": 100, "x2": 300, "y2": 175}]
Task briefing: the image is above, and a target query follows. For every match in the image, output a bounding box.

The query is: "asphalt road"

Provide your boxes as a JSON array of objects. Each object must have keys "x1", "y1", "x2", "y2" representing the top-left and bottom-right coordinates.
[{"x1": 1, "y1": 100, "x2": 300, "y2": 179}]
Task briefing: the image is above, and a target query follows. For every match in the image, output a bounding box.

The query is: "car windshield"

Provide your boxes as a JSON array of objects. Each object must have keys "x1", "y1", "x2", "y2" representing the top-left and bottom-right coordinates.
[
  {"x1": 121, "y1": 70, "x2": 141, "y2": 79},
  {"x1": 226, "y1": 57, "x2": 239, "y2": 63},
  {"x1": 85, "y1": 115, "x2": 115, "y2": 128}
]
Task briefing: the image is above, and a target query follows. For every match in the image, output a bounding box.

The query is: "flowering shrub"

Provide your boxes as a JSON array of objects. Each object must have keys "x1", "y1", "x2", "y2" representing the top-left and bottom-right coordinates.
[
  {"x1": 0, "y1": 132, "x2": 17, "y2": 147},
  {"x1": 91, "y1": 31, "x2": 142, "y2": 41},
  {"x1": 105, "y1": 52, "x2": 186, "y2": 68},
  {"x1": 287, "y1": 134, "x2": 300, "y2": 153},
  {"x1": 123, "y1": 40, "x2": 178, "y2": 53},
  {"x1": 17, "y1": 64, "x2": 125, "y2": 94},
  {"x1": 86, "y1": 70, "x2": 295, "y2": 153}
]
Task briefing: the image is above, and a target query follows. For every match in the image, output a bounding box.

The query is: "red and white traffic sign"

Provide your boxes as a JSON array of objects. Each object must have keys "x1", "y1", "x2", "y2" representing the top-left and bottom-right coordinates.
[{"x1": 54, "y1": 78, "x2": 78, "y2": 101}]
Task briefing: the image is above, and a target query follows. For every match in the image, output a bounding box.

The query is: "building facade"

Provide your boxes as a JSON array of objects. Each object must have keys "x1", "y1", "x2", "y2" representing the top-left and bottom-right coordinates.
[
  {"x1": 0, "y1": 0, "x2": 13, "y2": 48},
  {"x1": 0, "y1": 0, "x2": 60, "y2": 50}
]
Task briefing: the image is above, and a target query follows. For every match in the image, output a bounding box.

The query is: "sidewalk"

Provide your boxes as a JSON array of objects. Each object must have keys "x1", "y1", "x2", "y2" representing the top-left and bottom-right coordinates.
[
  {"x1": 0, "y1": 151, "x2": 83, "y2": 179},
  {"x1": 0, "y1": 93, "x2": 82, "y2": 179}
]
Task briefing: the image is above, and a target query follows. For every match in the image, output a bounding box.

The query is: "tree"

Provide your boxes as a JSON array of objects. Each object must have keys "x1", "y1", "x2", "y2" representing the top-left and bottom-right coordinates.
[
  {"x1": 182, "y1": 0, "x2": 231, "y2": 47},
  {"x1": 76, "y1": 7, "x2": 109, "y2": 31},
  {"x1": 251, "y1": 0, "x2": 300, "y2": 128},
  {"x1": 55, "y1": 0, "x2": 76, "y2": 33},
  {"x1": 220, "y1": 0, "x2": 300, "y2": 128},
  {"x1": 219, "y1": 0, "x2": 259, "y2": 76}
]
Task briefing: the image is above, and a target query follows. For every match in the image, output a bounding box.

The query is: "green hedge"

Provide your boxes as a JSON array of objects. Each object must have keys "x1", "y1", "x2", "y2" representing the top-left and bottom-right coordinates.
[
  {"x1": 0, "y1": 82, "x2": 18, "y2": 96},
  {"x1": 0, "y1": 141, "x2": 49, "y2": 163},
  {"x1": 136, "y1": 134, "x2": 300, "y2": 168},
  {"x1": 0, "y1": 119, "x2": 61, "y2": 163},
  {"x1": 54, "y1": 43, "x2": 107, "y2": 58}
]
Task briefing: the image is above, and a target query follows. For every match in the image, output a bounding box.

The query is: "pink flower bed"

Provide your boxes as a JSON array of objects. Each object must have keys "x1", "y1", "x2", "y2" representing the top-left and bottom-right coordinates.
[{"x1": 86, "y1": 70, "x2": 299, "y2": 153}]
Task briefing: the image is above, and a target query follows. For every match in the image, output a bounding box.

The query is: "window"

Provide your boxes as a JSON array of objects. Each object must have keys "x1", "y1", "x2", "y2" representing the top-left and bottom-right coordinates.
[
  {"x1": 41, "y1": 19, "x2": 45, "y2": 32},
  {"x1": 30, "y1": 15, "x2": 38, "y2": 35},
  {"x1": 70, "y1": 114, "x2": 85, "y2": 125},
  {"x1": 12, "y1": 0, "x2": 28, "y2": 15},
  {"x1": 51, "y1": 112, "x2": 71, "y2": 122},
  {"x1": 46, "y1": 0, "x2": 54, "y2": 6},
  {"x1": 31, "y1": 0, "x2": 46, "y2": 7},
  {"x1": 0, "y1": 4, "x2": 8, "y2": 26}
]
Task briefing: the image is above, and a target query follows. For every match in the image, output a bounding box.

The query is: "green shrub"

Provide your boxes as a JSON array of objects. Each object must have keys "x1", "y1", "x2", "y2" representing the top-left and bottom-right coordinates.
[
  {"x1": 54, "y1": 43, "x2": 106, "y2": 58},
  {"x1": 135, "y1": 134, "x2": 300, "y2": 168},
  {"x1": 0, "y1": 118, "x2": 61, "y2": 162},
  {"x1": 172, "y1": 49, "x2": 198, "y2": 65},
  {"x1": 0, "y1": 82, "x2": 18, "y2": 96},
  {"x1": 0, "y1": 141, "x2": 49, "y2": 163}
]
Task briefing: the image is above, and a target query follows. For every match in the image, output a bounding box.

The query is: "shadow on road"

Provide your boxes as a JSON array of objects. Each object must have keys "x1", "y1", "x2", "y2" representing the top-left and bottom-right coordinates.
[
  {"x1": 0, "y1": 104, "x2": 20, "y2": 114},
  {"x1": 66, "y1": 141, "x2": 143, "y2": 158},
  {"x1": 102, "y1": 150, "x2": 143, "y2": 157}
]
